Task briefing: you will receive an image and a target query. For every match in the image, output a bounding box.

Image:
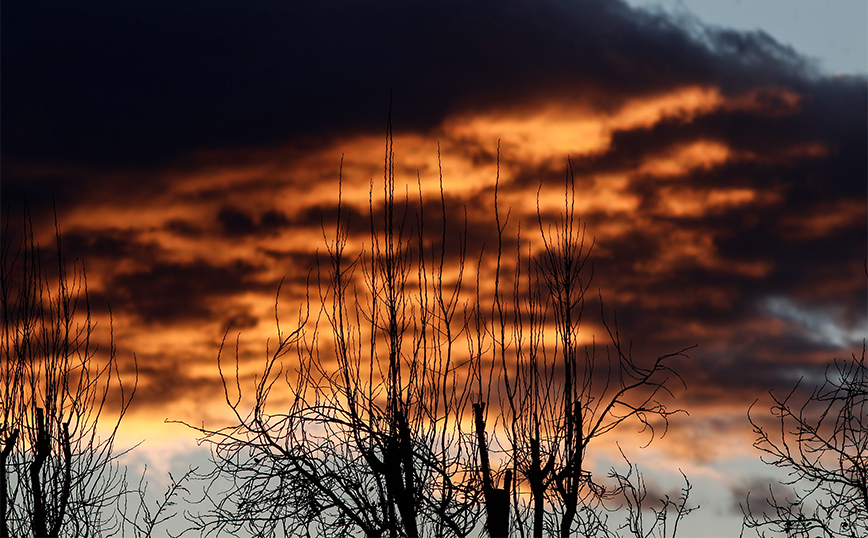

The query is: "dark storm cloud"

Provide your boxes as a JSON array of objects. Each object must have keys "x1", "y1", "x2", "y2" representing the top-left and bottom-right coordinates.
[
  {"x1": 217, "y1": 206, "x2": 292, "y2": 236},
  {"x1": 261, "y1": 209, "x2": 291, "y2": 229},
  {"x1": 128, "y1": 351, "x2": 233, "y2": 409},
  {"x1": 2, "y1": 0, "x2": 817, "y2": 172},
  {"x1": 109, "y1": 258, "x2": 273, "y2": 325},
  {"x1": 217, "y1": 207, "x2": 258, "y2": 236},
  {"x1": 164, "y1": 218, "x2": 205, "y2": 238},
  {"x1": 62, "y1": 227, "x2": 164, "y2": 261}
]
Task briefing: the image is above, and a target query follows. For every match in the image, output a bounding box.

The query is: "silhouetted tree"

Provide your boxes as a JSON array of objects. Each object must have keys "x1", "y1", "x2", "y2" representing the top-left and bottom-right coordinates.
[
  {"x1": 1, "y1": 211, "x2": 136, "y2": 537},
  {"x1": 482, "y1": 161, "x2": 693, "y2": 538},
  {"x1": 609, "y1": 450, "x2": 696, "y2": 538},
  {"x1": 188, "y1": 126, "x2": 694, "y2": 538},
  {"x1": 186, "y1": 125, "x2": 482, "y2": 537},
  {"x1": 742, "y1": 343, "x2": 867, "y2": 538}
]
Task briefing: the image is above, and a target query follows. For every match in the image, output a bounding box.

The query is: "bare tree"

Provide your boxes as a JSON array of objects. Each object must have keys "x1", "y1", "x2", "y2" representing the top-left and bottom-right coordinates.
[
  {"x1": 486, "y1": 160, "x2": 692, "y2": 538},
  {"x1": 185, "y1": 125, "x2": 482, "y2": 537},
  {"x1": 609, "y1": 450, "x2": 697, "y2": 538},
  {"x1": 1, "y1": 210, "x2": 136, "y2": 537},
  {"x1": 187, "y1": 128, "x2": 694, "y2": 538},
  {"x1": 742, "y1": 343, "x2": 867, "y2": 538},
  {"x1": 119, "y1": 466, "x2": 197, "y2": 538}
]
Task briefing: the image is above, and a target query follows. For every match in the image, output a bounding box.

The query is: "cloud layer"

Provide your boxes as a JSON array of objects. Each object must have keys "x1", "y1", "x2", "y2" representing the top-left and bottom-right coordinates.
[{"x1": 3, "y1": 2, "x2": 866, "y2": 521}]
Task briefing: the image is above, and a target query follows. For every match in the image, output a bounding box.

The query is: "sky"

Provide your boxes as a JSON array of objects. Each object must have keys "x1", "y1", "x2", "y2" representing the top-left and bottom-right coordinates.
[
  {"x1": 624, "y1": 0, "x2": 867, "y2": 77},
  {"x1": 2, "y1": 1, "x2": 866, "y2": 536}
]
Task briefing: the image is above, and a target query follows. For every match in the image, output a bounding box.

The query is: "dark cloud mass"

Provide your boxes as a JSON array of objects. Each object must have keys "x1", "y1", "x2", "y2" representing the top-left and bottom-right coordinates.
[
  {"x1": 217, "y1": 206, "x2": 292, "y2": 236},
  {"x1": 62, "y1": 227, "x2": 163, "y2": 261},
  {"x1": 110, "y1": 259, "x2": 272, "y2": 325},
  {"x1": 2, "y1": 0, "x2": 824, "y2": 171}
]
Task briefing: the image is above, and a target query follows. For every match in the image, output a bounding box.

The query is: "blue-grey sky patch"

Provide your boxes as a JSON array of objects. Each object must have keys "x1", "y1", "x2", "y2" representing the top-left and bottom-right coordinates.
[{"x1": 624, "y1": 0, "x2": 868, "y2": 76}]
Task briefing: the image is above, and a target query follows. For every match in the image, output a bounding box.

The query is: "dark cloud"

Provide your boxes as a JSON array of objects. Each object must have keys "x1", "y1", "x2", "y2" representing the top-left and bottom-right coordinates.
[
  {"x1": 165, "y1": 218, "x2": 204, "y2": 238},
  {"x1": 260, "y1": 209, "x2": 290, "y2": 230},
  {"x1": 126, "y1": 350, "x2": 232, "y2": 410},
  {"x1": 178, "y1": 175, "x2": 299, "y2": 205},
  {"x1": 217, "y1": 207, "x2": 258, "y2": 236},
  {"x1": 217, "y1": 206, "x2": 293, "y2": 237},
  {"x1": 2, "y1": 0, "x2": 823, "y2": 173},
  {"x1": 62, "y1": 227, "x2": 163, "y2": 261},
  {"x1": 729, "y1": 476, "x2": 801, "y2": 518},
  {"x1": 109, "y1": 258, "x2": 273, "y2": 325},
  {"x1": 225, "y1": 311, "x2": 259, "y2": 331}
]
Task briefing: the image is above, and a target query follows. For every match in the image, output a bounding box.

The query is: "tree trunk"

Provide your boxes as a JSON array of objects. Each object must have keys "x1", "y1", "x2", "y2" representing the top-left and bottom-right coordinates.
[
  {"x1": 489, "y1": 472, "x2": 512, "y2": 538},
  {"x1": 1, "y1": 429, "x2": 19, "y2": 538},
  {"x1": 30, "y1": 408, "x2": 50, "y2": 538},
  {"x1": 49, "y1": 423, "x2": 71, "y2": 538},
  {"x1": 560, "y1": 402, "x2": 583, "y2": 538},
  {"x1": 474, "y1": 403, "x2": 511, "y2": 537},
  {"x1": 395, "y1": 410, "x2": 419, "y2": 538},
  {"x1": 529, "y1": 437, "x2": 545, "y2": 538}
]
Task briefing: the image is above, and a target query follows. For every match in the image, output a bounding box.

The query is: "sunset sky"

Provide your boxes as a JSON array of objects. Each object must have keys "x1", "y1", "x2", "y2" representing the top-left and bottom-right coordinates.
[{"x1": 2, "y1": 1, "x2": 866, "y2": 535}]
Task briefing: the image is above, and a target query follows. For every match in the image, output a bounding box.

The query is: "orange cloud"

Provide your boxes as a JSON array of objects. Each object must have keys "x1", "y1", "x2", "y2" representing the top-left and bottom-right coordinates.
[
  {"x1": 637, "y1": 140, "x2": 731, "y2": 178},
  {"x1": 779, "y1": 198, "x2": 867, "y2": 240},
  {"x1": 654, "y1": 186, "x2": 780, "y2": 218},
  {"x1": 441, "y1": 86, "x2": 726, "y2": 166}
]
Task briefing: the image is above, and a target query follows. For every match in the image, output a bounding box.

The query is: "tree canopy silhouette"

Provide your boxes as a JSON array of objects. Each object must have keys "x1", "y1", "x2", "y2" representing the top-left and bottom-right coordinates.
[
  {"x1": 1, "y1": 211, "x2": 136, "y2": 537},
  {"x1": 742, "y1": 342, "x2": 867, "y2": 538},
  {"x1": 184, "y1": 125, "x2": 695, "y2": 537}
]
